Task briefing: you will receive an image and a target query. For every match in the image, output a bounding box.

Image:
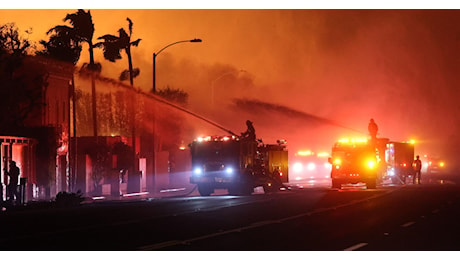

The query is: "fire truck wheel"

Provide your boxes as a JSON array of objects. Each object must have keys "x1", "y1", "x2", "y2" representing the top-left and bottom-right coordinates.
[
  {"x1": 197, "y1": 184, "x2": 213, "y2": 196},
  {"x1": 331, "y1": 179, "x2": 342, "y2": 189},
  {"x1": 367, "y1": 179, "x2": 377, "y2": 189},
  {"x1": 228, "y1": 186, "x2": 239, "y2": 195},
  {"x1": 263, "y1": 183, "x2": 276, "y2": 193},
  {"x1": 228, "y1": 184, "x2": 253, "y2": 196}
]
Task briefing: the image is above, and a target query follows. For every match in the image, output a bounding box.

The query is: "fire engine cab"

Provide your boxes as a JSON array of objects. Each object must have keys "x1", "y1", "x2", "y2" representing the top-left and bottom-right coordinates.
[{"x1": 189, "y1": 135, "x2": 288, "y2": 196}]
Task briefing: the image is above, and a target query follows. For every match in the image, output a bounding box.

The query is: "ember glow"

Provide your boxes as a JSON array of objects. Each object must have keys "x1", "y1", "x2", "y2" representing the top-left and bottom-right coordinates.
[{"x1": 1, "y1": 8, "x2": 460, "y2": 169}]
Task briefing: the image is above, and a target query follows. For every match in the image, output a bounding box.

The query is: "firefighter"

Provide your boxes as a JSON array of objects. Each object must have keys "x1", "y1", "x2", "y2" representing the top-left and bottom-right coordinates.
[
  {"x1": 368, "y1": 118, "x2": 378, "y2": 140},
  {"x1": 6, "y1": 160, "x2": 20, "y2": 203},
  {"x1": 241, "y1": 120, "x2": 256, "y2": 141},
  {"x1": 413, "y1": 155, "x2": 422, "y2": 184}
]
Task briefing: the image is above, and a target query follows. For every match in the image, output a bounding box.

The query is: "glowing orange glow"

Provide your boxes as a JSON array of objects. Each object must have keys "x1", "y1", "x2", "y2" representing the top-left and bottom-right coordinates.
[{"x1": 1, "y1": 9, "x2": 459, "y2": 176}]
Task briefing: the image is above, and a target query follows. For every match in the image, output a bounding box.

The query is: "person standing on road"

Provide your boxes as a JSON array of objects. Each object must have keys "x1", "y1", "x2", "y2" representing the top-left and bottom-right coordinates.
[
  {"x1": 7, "y1": 160, "x2": 20, "y2": 203},
  {"x1": 413, "y1": 155, "x2": 422, "y2": 184}
]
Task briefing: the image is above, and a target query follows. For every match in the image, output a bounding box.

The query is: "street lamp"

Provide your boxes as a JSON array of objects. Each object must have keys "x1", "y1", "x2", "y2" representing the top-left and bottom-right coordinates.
[
  {"x1": 152, "y1": 38, "x2": 202, "y2": 93},
  {"x1": 150, "y1": 38, "x2": 202, "y2": 193},
  {"x1": 211, "y1": 70, "x2": 247, "y2": 108}
]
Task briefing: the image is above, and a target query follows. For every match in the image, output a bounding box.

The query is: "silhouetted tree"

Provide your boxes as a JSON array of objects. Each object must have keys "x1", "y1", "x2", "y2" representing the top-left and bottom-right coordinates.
[
  {"x1": 36, "y1": 29, "x2": 82, "y2": 64},
  {"x1": 96, "y1": 18, "x2": 141, "y2": 86},
  {"x1": 0, "y1": 23, "x2": 48, "y2": 134},
  {"x1": 157, "y1": 86, "x2": 189, "y2": 106},
  {"x1": 48, "y1": 9, "x2": 100, "y2": 137}
]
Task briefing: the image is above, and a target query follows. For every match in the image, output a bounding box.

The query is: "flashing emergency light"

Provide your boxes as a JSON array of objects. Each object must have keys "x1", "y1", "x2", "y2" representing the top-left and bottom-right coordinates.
[
  {"x1": 297, "y1": 150, "x2": 313, "y2": 156},
  {"x1": 317, "y1": 152, "x2": 330, "y2": 158},
  {"x1": 333, "y1": 158, "x2": 342, "y2": 165},
  {"x1": 338, "y1": 137, "x2": 368, "y2": 143},
  {"x1": 196, "y1": 135, "x2": 237, "y2": 142},
  {"x1": 367, "y1": 160, "x2": 376, "y2": 169}
]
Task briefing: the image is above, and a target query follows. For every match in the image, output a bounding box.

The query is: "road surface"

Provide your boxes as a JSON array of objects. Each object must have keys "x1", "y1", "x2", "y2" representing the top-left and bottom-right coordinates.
[{"x1": 0, "y1": 173, "x2": 459, "y2": 251}]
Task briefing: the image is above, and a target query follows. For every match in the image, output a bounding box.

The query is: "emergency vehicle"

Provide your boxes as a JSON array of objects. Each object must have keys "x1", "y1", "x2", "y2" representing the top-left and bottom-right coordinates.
[
  {"x1": 329, "y1": 137, "x2": 416, "y2": 189},
  {"x1": 426, "y1": 156, "x2": 446, "y2": 174},
  {"x1": 385, "y1": 141, "x2": 415, "y2": 183},
  {"x1": 329, "y1": 138, "x2": 381, "y2": 189},
  {"x1": 290, "y1": 150, "x2": 331, "y2": 181},
  {"x1": 189, "y1": 135, "x2": 288, "y2": 196}
]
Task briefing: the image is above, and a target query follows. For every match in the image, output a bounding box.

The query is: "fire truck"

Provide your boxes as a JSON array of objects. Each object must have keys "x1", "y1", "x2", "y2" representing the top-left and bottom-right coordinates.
[
  {"x1": 329, "y1": 137, "x2": 415, "y2": 189},
  {"x1": 189, "y1": 135, "x2": 288, "y2": 196},
  {"x1": 385, "y1": 141, "x2": 415, "y2": 184},
  {"x1": 329, "y1": 138, "x2": 382, "y2": 189}
]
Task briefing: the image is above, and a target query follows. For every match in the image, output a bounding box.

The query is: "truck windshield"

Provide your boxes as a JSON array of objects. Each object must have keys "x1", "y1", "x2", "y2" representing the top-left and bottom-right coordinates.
[{"x1": 191, "y1": 141, "x2": 240, "y2": 160}]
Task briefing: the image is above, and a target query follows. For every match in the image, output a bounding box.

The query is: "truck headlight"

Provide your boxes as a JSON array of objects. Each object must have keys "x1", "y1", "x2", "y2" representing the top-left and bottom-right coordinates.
[
  {"x1": 293, "y1": 162, "x2": 303, "y2": 173},
  {"x1": 193, "y1": 167, "x2": 203, "y2": 175},
  {"x1": 225, "y1": 167, "x2": 234, "y2": 175}
]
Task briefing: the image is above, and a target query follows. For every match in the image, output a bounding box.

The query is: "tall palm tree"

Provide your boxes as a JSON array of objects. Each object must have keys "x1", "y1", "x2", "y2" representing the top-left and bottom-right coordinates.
[
  {"x1": 48, "y1": 9, "x2": 100, "y2": 137},
  {"x1": 96, "y1": 18, "x2": 141, "y2": 86},
  {"x1": 96, "y1": 18, "x2": 141, "y2": 176}
]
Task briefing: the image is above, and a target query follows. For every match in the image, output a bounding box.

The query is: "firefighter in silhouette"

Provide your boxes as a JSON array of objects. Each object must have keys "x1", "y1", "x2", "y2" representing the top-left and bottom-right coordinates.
[
  {"x1": 368, "y1": 118, "x2": 378, "y2": 140},
  {"x1": 413, "y1": 155, "x2": 422, "y2": 184},
  {"x1": 241, "y1": 120, "x2": 256, "y2": 141},
  {"x1": 6, "y1": 160, "x2": 20, "y2": 203}
]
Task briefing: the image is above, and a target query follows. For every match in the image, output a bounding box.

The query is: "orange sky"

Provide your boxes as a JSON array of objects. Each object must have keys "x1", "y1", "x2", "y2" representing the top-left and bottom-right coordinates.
[{"x1": 1, "y1": 8, "x2": 460, "y2": 162}]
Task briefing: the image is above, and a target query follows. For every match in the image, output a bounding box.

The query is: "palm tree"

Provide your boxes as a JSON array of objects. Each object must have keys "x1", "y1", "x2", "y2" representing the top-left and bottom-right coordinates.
[
  {"x1": 96, "y1": 18, "x2": 141, "y2": 176},
  {"x1": 48, "y1": 9, "x2": 100, "y2": 137},
  {"x1": 96, "y1": 18, "x2": 141, "y2": 86}
]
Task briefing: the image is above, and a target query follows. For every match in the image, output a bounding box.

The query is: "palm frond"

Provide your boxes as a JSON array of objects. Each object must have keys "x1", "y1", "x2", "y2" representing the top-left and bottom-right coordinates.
[{"x1": 131, "y1": 39, "x2": 141, "y2": 46}]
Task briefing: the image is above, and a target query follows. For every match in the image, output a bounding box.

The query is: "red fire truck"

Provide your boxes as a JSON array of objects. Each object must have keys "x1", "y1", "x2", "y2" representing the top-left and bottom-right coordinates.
[{"x1": 189, "y1": 135, "x2": 288, "y2": 196}]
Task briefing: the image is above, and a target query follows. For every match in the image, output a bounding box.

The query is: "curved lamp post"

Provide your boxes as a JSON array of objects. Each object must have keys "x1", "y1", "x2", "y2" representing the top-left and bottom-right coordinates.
[
  {"x1": 152, "y1": 38, "x2": 202, "y2": 93},
  {"x1": 150, "y1": 38, "x2": 201, "y2": 191}
]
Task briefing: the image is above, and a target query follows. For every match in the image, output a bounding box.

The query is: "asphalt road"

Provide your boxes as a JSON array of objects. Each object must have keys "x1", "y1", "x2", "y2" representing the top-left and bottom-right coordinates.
[{"x1": 0, "y1": 173, "x2": 459, "y2": 251}]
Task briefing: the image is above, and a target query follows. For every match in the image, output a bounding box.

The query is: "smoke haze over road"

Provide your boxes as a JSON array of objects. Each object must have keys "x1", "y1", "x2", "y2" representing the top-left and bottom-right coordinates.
[{"x1": 1, "y1": 8, "x2": 459, "y2": 167}]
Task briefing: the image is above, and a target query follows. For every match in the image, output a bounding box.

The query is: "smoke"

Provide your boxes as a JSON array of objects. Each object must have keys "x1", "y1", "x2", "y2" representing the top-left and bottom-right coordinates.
[
  {"x1": 19, "y1": 9, "x2": 457, "y2": 169},
  {"x1": 120, "y1": 10, "x2": 460, "y2": 168}
]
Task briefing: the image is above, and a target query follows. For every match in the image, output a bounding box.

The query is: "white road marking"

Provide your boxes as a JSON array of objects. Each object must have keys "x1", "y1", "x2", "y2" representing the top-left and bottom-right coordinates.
[
  {"x1": 138, "y1": 189, "x2": 397, "y2": 250},
  {"x1": 344, "y1": 243, "x2": 368, "y2": 251},
  {"x1": 401, "y1": 221, "x2": 415, "y2": 228}
]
